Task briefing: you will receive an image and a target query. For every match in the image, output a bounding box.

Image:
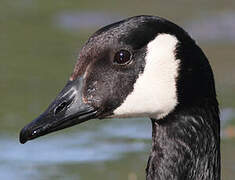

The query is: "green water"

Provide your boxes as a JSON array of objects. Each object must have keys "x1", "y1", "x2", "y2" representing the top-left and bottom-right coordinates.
[{"x1": 1, "y1": 0, "x2": 235, "y2": 179}]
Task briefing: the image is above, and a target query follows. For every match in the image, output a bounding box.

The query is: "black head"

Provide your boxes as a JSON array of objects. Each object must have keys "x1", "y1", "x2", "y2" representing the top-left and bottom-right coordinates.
[{"x1": 19, "y1": 15, "x2": 216, "y2": 144}]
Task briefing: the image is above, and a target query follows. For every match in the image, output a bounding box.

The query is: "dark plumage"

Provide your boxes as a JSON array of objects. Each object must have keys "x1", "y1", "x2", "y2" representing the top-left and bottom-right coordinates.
[{"x1": 20, "y1": 15, "x2": 220, "y2": 180}]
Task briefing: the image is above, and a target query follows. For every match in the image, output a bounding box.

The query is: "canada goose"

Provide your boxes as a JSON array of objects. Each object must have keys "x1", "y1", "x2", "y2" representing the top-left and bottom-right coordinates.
[{"x1": 20, "y1": 15, "x2": 220, "y2": 180}]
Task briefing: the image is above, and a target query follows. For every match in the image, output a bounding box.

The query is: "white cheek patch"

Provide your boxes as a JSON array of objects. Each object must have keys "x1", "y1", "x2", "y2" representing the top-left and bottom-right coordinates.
[{"x1": 113, "y1": 34, "x2": 179, "y2": 119}]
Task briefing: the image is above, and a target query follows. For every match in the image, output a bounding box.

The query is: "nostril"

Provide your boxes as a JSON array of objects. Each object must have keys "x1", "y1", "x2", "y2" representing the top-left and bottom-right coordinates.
[{"x1": 54, "y1": 101, "x2": 68, "y2": 115}]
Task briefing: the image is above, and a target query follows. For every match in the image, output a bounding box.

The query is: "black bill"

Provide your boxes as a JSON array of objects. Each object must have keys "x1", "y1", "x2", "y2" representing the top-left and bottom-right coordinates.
[{"x1": 19, "y1": 77, "x2": 97, "y2": 144}]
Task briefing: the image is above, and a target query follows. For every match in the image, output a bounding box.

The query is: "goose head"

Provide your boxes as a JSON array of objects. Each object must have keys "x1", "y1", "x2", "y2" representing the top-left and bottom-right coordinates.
[{"x1": 20, "y1": 15, "x2": 216, "y2": 144}]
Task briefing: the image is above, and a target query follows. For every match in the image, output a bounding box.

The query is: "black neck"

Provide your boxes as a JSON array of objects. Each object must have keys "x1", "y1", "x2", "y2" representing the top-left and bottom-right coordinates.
[{"x1": 146, "y1": 101, "x2": 220, "y2": 180}]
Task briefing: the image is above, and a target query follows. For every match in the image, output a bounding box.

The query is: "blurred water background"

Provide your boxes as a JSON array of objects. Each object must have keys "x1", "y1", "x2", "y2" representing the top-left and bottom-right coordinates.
[{"x1": 0, "y1": 0, "x2": 235, "y2": 179}]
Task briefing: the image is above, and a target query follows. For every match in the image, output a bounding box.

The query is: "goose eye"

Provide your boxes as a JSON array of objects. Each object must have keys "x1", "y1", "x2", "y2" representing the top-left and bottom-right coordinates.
[{"x1": 114, "y1": 50, "x2": 131, "y2": 65}]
